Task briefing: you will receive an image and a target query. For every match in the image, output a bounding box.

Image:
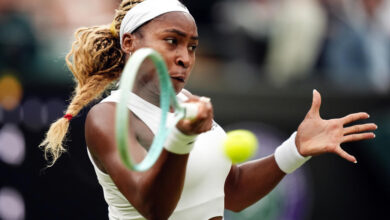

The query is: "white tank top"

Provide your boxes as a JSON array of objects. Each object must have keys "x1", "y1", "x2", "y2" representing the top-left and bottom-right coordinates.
[{"x1": 87, "y1": 90, "x2": 232, "y2": 220}]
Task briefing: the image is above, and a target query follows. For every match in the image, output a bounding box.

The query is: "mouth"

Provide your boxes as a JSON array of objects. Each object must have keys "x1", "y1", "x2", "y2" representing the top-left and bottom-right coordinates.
[{"x1": 170, "y1": 76, "x2": 185, "y2": 83}]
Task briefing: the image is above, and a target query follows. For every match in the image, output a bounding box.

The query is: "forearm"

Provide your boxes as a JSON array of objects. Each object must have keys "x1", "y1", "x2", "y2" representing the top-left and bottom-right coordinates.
[
  {"x1": 127, "y1": 126, "x2": 197, "y2": 218},
  {"x1": 225, "y1": 155, "x2": 285, "y2": 212}
]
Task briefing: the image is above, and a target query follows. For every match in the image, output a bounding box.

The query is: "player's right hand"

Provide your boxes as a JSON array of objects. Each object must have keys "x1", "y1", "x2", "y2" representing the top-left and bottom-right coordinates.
[{"x1": 176, "y1": 94, "x2": 214, "y2": 135}]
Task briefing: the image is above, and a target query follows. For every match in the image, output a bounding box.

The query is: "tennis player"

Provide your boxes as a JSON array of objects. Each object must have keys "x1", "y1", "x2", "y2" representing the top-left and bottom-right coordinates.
[{"x1": 40, "y1": 0, "x2": 377, "y2": 219}]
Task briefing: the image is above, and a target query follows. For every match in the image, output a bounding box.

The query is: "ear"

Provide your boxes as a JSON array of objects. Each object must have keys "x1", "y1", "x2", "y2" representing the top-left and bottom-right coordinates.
[{"x1": 121, "y1": 33, "x2": 136, "y2": 54}]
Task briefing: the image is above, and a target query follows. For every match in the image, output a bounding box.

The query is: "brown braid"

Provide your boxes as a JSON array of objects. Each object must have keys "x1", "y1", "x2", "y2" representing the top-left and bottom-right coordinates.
[{"x1": 40, "y1": 0, "x2": 145, "y2": 166}]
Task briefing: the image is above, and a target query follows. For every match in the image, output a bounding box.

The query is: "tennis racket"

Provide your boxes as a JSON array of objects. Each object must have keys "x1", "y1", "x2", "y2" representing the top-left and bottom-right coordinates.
[{"x1": 115, "y1": 48, "x2": 198, "y2": 172}]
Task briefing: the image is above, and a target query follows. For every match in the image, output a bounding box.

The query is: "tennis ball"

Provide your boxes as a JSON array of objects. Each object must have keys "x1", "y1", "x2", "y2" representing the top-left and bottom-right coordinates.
[{"x1": 223, "y1": 130, "x2": 258, "y2": 164}]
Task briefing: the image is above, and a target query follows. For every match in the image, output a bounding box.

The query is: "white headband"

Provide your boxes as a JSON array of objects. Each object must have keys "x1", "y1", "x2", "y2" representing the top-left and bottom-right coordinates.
[{"x1": 119, "y1": 0, "x2": 191, "y2": 45}]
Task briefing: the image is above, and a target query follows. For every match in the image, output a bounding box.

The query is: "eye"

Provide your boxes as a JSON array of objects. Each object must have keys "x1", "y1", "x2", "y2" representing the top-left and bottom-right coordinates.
[
  {"x1": 188, "y1": 45, "x2": 197, "y2": 52},
  {"x1": 165, "y1": 38, "x2": 177, "y2": 45}
]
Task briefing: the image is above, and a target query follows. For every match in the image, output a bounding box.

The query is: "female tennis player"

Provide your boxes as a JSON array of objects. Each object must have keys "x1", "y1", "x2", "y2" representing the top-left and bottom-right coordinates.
[{"x1": 40, "y1": 0, "x2": 377, "y2": 219}]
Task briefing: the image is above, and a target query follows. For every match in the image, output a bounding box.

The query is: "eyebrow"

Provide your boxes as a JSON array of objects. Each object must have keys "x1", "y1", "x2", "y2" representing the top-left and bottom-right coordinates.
[{"x1": 163, "y1": 29, "x2": 199, "y2": 40}]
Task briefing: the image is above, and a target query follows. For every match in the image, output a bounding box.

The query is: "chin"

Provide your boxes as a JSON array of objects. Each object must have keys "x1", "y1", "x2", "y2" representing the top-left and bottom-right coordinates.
[
  {"x1": 172, "y1": 83, "x2": 185, "y2": 94},
  {"x1": 174, "y1": 88, "x2": 183, "y2": 94}
]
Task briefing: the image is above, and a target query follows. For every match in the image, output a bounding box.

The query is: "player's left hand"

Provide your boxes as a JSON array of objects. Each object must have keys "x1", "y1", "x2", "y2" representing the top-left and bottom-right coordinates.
[{"x1": 295, "y1": 90, "x2": 377, "y2": 163}]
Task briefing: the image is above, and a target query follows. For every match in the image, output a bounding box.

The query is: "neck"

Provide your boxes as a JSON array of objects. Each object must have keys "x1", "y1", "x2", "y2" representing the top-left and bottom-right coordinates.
[
  {"x1": 133, "y1": 86, "x2": 161, "y2": 107},
  {"x1": 132, "y1": 87, "x2": 180, "y2": 113}
]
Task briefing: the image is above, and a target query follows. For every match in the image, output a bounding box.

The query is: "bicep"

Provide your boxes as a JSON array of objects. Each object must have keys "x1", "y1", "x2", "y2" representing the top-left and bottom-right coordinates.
[
  {"x1": 224, "y1": 164, "x2": 239, "y2": 210},
  {"x1": 223, "y1": 156, "x2": 286, "y2": 212}
]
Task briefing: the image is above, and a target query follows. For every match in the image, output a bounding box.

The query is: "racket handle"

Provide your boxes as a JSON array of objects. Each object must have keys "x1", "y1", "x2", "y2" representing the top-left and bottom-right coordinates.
[
  {"x1": 180, "y1": 97, "x2": 211, "y2": 119},
  {"x1": 181, "y1": 102, "x2": 199, "y2": 119}
]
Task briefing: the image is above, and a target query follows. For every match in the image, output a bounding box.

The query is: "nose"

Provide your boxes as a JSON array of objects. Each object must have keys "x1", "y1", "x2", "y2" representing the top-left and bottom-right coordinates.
[{"x1": 175, "y1": 47, "x2": 190, "y2": 69}]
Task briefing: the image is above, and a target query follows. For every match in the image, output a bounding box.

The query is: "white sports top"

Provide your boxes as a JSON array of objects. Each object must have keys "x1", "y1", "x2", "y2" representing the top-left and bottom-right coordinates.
[{"x1": 87, "y1": 90, "x2": 232, "y2": 220}]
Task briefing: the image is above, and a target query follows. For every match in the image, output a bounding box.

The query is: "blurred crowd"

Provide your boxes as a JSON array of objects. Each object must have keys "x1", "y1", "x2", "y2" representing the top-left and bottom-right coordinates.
[
  {"x1": 0, "y1": 0, "x2": 118, "y2": 85},
  {"x1": 0, "y1": 0, "x2": 389, "y2": 93},
  {"x1": 213, "y1": 0, "x2": 390, "y2": 93}
]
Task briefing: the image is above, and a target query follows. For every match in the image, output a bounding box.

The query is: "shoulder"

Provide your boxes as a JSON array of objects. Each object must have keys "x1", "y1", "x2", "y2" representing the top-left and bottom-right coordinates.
[
  {"x1": 85, "y1": 102, "x2": 121, "y2": 172},
  {"x1": 85, "y1": 102, "x2": 142, "y2": 154},
  {"x1": 85, "y1": 102, "x2": 118, "y2": 155},
  {"x1": 85, "y1": 102, "x2": 116, "y2": 134}
]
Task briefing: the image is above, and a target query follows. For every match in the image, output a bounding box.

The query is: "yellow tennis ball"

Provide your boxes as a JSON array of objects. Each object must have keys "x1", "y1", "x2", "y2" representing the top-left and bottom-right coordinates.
[{"x1": 223, "y1": 130, "x2": 258, "y2": 164}]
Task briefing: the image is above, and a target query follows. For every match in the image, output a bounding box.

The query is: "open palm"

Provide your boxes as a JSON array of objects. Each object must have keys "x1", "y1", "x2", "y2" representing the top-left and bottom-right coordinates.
[{"x1": 295, "y1": 90, "x2": 377, "y2": 163}]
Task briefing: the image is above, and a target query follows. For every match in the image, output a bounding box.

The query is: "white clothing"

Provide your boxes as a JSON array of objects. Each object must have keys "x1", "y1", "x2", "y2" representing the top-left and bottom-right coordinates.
[{"x1": 87, "y1": 90, "x2": 232, "y2": 219}]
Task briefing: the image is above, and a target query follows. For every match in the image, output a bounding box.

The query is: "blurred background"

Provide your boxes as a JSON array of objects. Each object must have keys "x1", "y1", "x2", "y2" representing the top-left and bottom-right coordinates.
[{"x1": 0, "y1": 0, "x2": 389, "y2": 219}]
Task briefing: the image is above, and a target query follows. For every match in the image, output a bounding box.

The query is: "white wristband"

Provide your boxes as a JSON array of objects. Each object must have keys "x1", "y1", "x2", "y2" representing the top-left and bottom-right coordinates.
[
  {"x1": 164, "y1": 126, "x2": 197, "y2": 154},
  {"x1": 274, "y1": 132, "x2": 311, "y2": 174}
]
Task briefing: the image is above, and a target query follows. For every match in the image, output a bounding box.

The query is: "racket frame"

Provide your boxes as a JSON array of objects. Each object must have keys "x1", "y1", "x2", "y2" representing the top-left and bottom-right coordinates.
[{"x1": 116, "y1": 48, "x2": 186, "y2": 171}]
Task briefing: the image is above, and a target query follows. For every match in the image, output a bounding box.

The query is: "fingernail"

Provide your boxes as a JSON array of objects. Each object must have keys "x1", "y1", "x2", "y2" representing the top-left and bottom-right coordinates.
[
  {"x1": 367, "y1": 114, "x2": 370, "y2": 118},
  {"x1": 354, "y1": 160, "x2": 358, "y2": 164},
  {"x1": 313, "y1": 89, "x2": 316, "y2": 94}
]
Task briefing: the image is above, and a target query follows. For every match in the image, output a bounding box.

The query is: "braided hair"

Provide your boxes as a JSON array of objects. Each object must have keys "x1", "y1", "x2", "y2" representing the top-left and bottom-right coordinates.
[{"x1": 40, "y1": 0, "x2": 145, "y2": 166}]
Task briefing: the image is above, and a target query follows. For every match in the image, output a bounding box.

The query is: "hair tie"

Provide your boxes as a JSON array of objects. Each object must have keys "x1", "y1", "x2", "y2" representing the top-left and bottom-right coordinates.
[
  {"x1": 64, "y1": 114, "x2": 73, "y2": 121},
  {"x1": 110, "y1": 21, "x2": 118, "y2": 37}
]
